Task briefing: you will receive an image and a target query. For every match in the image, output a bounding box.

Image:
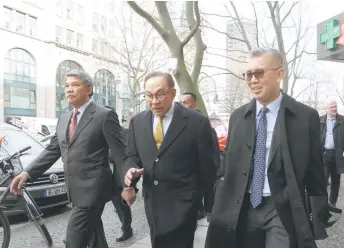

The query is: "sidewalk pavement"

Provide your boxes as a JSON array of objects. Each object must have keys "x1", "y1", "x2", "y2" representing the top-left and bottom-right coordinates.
[{"x1": 128, "y1": 218, "x2": 208, "y2": 248}]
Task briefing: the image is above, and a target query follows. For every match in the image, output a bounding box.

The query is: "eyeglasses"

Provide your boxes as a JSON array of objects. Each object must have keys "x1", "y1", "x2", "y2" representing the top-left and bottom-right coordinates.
[
  {"x1": 242, "y1": 68, "x2": 281, "y2": 81},
  {"x1": 144, "y1": 91, "x2": 169, "y2": 102}
]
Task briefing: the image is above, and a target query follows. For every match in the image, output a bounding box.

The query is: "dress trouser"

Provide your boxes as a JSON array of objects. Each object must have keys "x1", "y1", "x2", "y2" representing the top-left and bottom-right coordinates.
[
  {"x1": 237, "y1": 193, "x2": 290, "y2": 248},
  {"x1": 324, "y1": 149, "x2": 341, "y2": 204},
  {"x1": 112, "y1": 195, "x2": 132, "y2": 231},
  {"x1": 65, "y1": 202, "x2": 108, "y2": 248}
]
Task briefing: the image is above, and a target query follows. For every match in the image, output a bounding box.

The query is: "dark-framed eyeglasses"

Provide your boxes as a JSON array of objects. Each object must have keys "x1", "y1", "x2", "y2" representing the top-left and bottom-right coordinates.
[
  {"x1": 144, "y1": 91, "x2": 169, "y2": 102},
  {"x1": 242, "y1": 68, "x2": 281, "y2": 81}
]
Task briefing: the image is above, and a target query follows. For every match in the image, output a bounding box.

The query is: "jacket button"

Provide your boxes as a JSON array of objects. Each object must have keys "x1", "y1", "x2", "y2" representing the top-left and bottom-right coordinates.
[
  {"x1": 153, "y1": 180, "x2": 159, "y2": 186},
  {"x1": 235, "y1": 199, "x2": 239, "y2": 204},
  {"x1": 220, "y1": 177, "x2": 224, "y2": 181},
  {"x1": 241, "y1": 172, "x2": 247, "y2": 176},
  {"x1": 227, "y1": 227, "x2": 232, "y2": 231},
  {"x1": 155, "y1": 158, "x2": 159, "y2": 162}
]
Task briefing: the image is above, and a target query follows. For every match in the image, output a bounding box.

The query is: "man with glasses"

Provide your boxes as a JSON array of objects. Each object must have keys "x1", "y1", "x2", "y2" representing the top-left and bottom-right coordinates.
[
  {"x1": 320, "y1": 99, "x2": 344, "y2": 208},
  {"x1": 206, "y1": 48, "x2": 328, "y2": 248},
  {"x1": 121, "y1": 71, "x2": 217, "y2": 248}
]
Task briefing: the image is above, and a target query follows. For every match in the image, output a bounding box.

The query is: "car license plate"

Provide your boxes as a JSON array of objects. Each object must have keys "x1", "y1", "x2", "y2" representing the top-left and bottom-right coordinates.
[{"x1": 44, "y1": 187, "x2": 67, "y2": 197}]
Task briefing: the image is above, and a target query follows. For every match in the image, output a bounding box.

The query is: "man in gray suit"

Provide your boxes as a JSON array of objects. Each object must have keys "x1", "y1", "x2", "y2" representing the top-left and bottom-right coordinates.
[{"x1": 10, "y1": 70, "x2": 125, "y2": 248}]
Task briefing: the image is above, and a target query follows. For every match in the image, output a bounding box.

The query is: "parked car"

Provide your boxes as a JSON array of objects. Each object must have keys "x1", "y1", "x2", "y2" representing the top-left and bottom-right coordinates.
[
  {"x1": 0, "y1": 123, "x2": 68, "y2": 215},
  {"x1": 209, "y1": 118, "x2": 228, "y2": 153}
]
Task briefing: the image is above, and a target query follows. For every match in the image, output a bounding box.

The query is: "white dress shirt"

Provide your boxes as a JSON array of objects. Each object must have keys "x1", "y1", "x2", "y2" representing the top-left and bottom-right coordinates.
[
  {"x1": 255, "y1": 93, "x2": 283, "y2": 196},
  {"x1": 152, "y1": 102, "x2": 175, "y2": 136},
  {"x1": 324, "y1": 116, "x2": 336, "y2": 149}
]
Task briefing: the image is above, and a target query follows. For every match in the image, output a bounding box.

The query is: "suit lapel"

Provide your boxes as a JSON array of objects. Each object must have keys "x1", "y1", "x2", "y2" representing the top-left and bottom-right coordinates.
[
  {"x1": 69, "y1": 102, "x2": 96, "y2": 147},
  {"x1": 157, "y1": 103, "x2": 187, "y2": 156},
  {"x1": 61, "y1": 111, "x2": 73, "y2": 143},
  {"x1": 267, "y1": 105, "x2": 284, "y2": 167},
  {"x1": 142, "y1": 110, "x2": 158, "y2": 152},
  {"x1": 243, "y1": 99, "x2": 256, "y2": 165}
]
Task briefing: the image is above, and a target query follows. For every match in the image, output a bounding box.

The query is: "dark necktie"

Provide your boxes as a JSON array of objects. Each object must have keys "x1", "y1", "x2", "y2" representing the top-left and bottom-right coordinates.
[
  {"x1": 69, "y1": 110, "x2": 80, "y2": 141},
  {"x1": 250, "y1": 107, "x2": 268, "y2": 208}
]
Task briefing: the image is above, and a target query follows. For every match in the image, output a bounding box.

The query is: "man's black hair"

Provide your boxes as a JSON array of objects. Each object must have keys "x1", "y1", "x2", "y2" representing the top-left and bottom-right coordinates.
[{"x1": 182, "y1": 92, "x2": 197, "y2": 102}]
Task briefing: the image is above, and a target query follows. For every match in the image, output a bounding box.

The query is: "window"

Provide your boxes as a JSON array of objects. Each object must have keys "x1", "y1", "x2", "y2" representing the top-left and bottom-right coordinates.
[
  {"x1": 108, "y1": 19, "x2": 114, "y2": 37},
  {"x1": 3, "y1": 7, "x2": 12, "y2": 29},
  {"x1": 66, "y1": 29, "x2": 74, "y2": 46},
  {"x1": 100, "y1": 16, "x2": 106, "y2": 35},
  {"x1": 94, "y1": 70, "x2": 116, "y2": 107},
  {"x1": 100, "y1": 42, "x2": 107, "y2": 55},
  {"x1": 92, "y1": 13, "x2": 98, "y2": 32},
  {"x1": 55, "y1": 1, "x2": 63, "y2": 17},
  {"x1": 3, "y1": 48, "x2": 37, "y2": 115},
  {"x1": 92, "y1": 39, "x2": 98, "y2": 53},
  {"x1": 76, "y1": 33, "x2": 83, "y2": 49},
  {"x1": 66, "y1": 1, "x2": 74, "y2": 19},
  {"x1": 55, "y1": 25, "x2": 63, "y2": 43},
  {"x1": 76, "y1": 5, "x2": 83, "y2": 25},
  {"x1": 15, "y1": 11, "x2": 25, "y2": 33},
  {"x1": 28, "y1": 16, "x2": 37, "y2": 37},
  {"x1": 4, "y1": 48, "x2": 36, "y2": 84}
]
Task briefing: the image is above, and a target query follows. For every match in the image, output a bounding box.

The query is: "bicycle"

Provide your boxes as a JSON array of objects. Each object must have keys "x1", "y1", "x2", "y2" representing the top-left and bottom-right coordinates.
[{"x1": 0, "y1": 146, "x2": 53, "y2": 248}]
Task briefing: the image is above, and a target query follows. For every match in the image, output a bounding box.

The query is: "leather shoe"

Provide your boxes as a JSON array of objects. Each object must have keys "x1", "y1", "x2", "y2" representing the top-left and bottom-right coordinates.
[{"x1": 116, "y1": 228, "x2": 133, "y2": 242}]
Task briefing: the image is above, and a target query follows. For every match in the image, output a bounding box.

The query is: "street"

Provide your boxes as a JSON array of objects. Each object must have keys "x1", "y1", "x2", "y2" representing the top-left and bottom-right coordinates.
[{"x1": 6, "y1": 181, "x2": 344, "y2": 248}]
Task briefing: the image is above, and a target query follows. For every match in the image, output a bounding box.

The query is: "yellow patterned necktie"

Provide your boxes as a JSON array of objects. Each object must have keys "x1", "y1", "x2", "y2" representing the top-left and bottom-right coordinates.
[{"x1": 154, "y1": 116, "x2": 164, "y2": 149}]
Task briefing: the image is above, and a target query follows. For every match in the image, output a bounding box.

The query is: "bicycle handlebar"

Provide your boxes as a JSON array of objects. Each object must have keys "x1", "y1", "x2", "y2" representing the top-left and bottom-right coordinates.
[{"x1": 0, "y1": 146, "x2": 32, "y2": 163}]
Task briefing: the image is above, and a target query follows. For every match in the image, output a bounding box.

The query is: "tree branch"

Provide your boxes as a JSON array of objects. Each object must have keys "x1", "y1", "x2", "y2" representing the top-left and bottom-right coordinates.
[
  {"x1": 127, "y1": 1, "x2": 167, "y2": 38},
  {"x1": 230, "y1": 2, "x2": 252, "y2": 50},
  {"x1": 251, "y1": 2, "x2": 259, "y2": 47},
  {"x1": 202, "y1": 65, "x2": 244, "y2": 80},
  {"x1": 181, "y1": 1, "x2": 201, "y2": 47},
  {"x1": 281, "y1": 2, "x2": 299, "y2": 25}
]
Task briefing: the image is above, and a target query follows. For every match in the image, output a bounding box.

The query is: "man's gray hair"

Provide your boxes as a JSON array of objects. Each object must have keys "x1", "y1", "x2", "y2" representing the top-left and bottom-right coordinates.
[
  {"x1": 248, "y1": 47, "x2": 284, "y2": 68},
  {"x1": 65, "y1": 70, "x2": 94, "y2": 97},
  {"x1": 325, "y1": 98, "x2": 337, "y2": 107}
]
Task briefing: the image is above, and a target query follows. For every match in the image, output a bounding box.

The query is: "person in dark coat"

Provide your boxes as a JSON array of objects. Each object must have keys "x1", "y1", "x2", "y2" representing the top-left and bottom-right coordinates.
[
  {"x1": 206, "y1": 48, "x2": 328, "y2": 248},
  {"x1": 121, "y1": 71, "x2": 217, "y2": 248},
  {"x1": 180, "y1": 92, "x2": 221, "y2": 220},
  {"x1": 320, "y1": 99, "x2": 344, "y2": 207},
  {"x1": 104, "y1": 105, "x2": 134, "y2": 242}
]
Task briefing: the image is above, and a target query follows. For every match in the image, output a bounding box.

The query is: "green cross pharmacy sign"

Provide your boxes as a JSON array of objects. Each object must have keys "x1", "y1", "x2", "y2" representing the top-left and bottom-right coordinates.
[{"x1": 320, "y1": 19, "x2": 341, "y2": 50}]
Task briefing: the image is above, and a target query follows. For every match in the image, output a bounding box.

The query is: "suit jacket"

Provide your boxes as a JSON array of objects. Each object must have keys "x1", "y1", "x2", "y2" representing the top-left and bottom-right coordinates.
[
  {"x1": 123, "y1": 103, "x2": 217, "y2": 238},
  {"x1": 320, "y1": 114, "x2": 344, "y2": 173},
  {"x1": 211, "y1": 127, "x2": 221, "y2": 170},
  {"x1": 206, "y1": 94, "x2": 328, "y2": 248},
  {"x1": 25, "y1": 101, "x2": 125, "y2": 208}
]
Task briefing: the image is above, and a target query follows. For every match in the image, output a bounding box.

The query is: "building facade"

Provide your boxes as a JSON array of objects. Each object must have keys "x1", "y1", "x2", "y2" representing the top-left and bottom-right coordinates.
[{"x1": 0, "y1": 0, "x2": 132, "y2": 123}]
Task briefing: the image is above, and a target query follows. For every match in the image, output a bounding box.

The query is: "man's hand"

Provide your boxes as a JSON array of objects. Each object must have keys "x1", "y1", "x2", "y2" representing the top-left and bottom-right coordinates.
[
  {"x1": 121, "y1": 187, "x2": 137, "y2": 206},
  {"x1": 124, "y1": 168, "x2": 144, "y2": 187},
  {"x1": 10, "y1": 172, "x2": 30, "y2": 195}
]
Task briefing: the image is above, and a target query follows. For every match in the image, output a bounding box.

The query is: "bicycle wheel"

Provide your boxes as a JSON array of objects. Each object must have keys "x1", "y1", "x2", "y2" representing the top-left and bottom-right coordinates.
[
  {"x1": 20, "y1": 189, "x2": 53, "y2": 246},
  {"x1": 0, "y1": 208, "x2": 10, "y2": 248}
]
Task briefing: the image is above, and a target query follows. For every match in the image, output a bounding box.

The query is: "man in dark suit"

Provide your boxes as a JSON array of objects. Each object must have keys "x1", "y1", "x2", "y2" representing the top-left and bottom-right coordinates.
[
  {"x1": 320, "y1": 99, "x2": 344, "y2": 207},
  {"x1": 121, "y1": 71, "x2": 217, "y2": 248},
  {"x1": 10, "y1": 70, "x2": 125, "y2": 248},
  {"x1": 180, "y1": 92, "x2": 221, "y2": 220},
  {"x1": 206, "y1": 48, "x2": 328, "y2": 248},
  {"x1": 104, "y1": 105, "x2": 134, "y2": 242}
]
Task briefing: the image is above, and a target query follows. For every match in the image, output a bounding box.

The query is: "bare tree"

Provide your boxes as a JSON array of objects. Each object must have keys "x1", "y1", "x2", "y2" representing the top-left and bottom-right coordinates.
[
  {"x1": 111, "y1": 5, "x2": 167, "y2": 108},
  {"x1": 202, "y1": 1, "x2": 315, "y2": 97},
  {"x1": 127, "y1": 1, "x2": 209, "y2": 114}
]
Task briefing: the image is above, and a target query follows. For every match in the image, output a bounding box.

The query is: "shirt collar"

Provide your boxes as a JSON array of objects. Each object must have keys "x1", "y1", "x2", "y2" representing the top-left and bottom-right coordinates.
[
  {"x1": 75, "y1": 99, "x2": 92, "y2": 115},
  {"x1": 256, "y1": 93, "x2": 283, "y2": 116},
  {"x1": 327, "y1": 115, "x2": 336, "y2": 121},
  {"x1": 154, "y1": 102, "x2": 175, "y2": 119}
]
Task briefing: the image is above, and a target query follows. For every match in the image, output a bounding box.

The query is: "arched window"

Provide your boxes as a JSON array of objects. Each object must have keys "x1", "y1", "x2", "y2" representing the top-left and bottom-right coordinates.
[
  {"x1": 94, "y1": 69, "x2": 117, "y2": 109},
  {"x1": 3, "y1": 48, "x2": 36, "y2": 118},
  {"x1": 56, "y1": 60, "x2": 83, "y2": 117}
]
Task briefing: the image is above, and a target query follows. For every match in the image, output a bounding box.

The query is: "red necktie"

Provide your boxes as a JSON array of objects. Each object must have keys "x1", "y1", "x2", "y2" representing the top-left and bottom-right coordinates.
[{"x1": 69, "y1": 110, "x2": 79, "y2": 141}]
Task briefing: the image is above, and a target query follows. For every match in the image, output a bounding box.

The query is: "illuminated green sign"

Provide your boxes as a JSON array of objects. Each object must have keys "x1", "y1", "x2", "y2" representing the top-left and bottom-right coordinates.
[{"x1": 320, "y1": 19, "x2": 340, "y2": 50}]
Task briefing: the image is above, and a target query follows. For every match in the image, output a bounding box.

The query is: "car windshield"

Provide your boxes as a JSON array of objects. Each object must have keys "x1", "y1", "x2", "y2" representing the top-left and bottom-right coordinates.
[{"x1": 0, "y1": 129, "x2": 44, "y2": 158}]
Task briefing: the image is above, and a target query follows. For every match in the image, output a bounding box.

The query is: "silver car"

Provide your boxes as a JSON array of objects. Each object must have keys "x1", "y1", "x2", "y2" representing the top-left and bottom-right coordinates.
[{"x1": 0, "y1": 123, "x2": 68, "y2": 215}]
